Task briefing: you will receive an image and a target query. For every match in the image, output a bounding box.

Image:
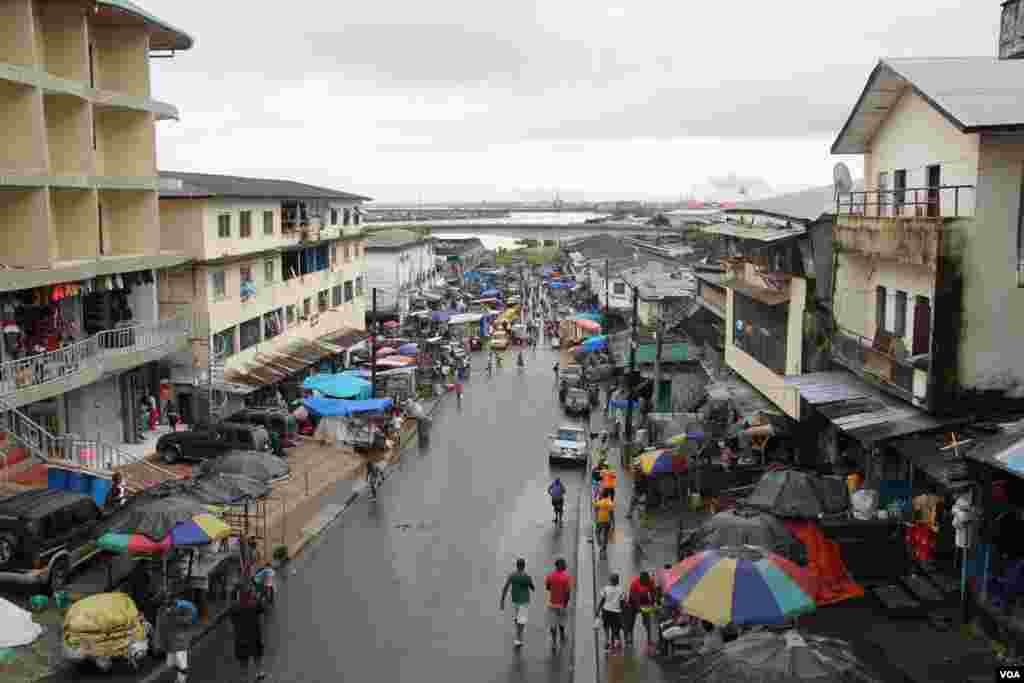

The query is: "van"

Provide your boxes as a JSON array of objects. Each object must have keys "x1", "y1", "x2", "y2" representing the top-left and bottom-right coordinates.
[{"x1": 227, "y1": 409, "x2": 299, "y2": 448}]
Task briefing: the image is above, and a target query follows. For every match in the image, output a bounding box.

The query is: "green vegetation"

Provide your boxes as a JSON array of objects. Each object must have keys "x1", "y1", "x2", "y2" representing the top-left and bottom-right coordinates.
[
  {"x1": 272, "y1": 544, "x2": 289, "y2": 562},
  {"x1": 495, "y1": 246, "x2": 560, "y2": 266}
]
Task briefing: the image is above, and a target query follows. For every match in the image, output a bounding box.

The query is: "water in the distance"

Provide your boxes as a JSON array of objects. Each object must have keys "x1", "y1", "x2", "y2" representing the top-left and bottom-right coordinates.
[{"x1": 379, "y1": 211, "x2": 609, "y2": 250}]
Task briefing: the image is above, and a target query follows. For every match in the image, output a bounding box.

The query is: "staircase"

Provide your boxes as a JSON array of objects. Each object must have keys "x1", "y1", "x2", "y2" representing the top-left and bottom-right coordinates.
[{"x1": 0, "y1": 396, "x2": 146, "y2": 478}]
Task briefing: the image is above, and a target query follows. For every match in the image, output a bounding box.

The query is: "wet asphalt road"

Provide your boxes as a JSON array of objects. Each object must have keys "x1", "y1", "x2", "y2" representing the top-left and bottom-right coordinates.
[{"x1": 180, "y1": 344, "x2": 586, "y2": 682}]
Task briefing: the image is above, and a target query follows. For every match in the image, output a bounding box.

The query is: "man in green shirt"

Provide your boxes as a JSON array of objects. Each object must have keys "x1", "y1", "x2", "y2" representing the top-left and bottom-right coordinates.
[{"x1": 500, "y1": 558, "x2": 536, "y2": 647}]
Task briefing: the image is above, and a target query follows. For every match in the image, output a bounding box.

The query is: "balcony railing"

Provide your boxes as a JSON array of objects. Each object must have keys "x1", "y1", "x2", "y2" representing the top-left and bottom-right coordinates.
[
  {"x1": 0, "y1": 316, "x2": 192, "y2": 397},
  {"x1": 836, "y1": 185, "x2": 974, "y2": 219},
  {"x1": 831, "y1": 328, "x2": 918, "y2": 398}
]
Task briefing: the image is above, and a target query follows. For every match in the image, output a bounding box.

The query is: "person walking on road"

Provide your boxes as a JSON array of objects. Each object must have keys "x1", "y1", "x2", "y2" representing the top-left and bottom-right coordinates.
[
  {"x1": 552, "y1": 361, "x2": 559, "y2": 383},
  {"x1": 548, "y1": 477, "x2": 566, "y2": 526},
  {"x1": 623, "y1": 571, "x2": 657, "y2": 651},
  {"x1": 500, "y1": 558, "x2": 535, "y2": 648},
  {"x1": 594, "y1": 490, "x2": 615, "y2": 554},
  {"x1": 156, "y1": 596, "x2": 197, "y2": 683},
  {"x1": 230, "y1": 590, "x2": 267, "y2": 682},
  {"x1": 596, "y1": 573, "x2": 625, "y2": 652},
  {"x1": 545, "y1": 558, "x2": 573, "y2": 649}
]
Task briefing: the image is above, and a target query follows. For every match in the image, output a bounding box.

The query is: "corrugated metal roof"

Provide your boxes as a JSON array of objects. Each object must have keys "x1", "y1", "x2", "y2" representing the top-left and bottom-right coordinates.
[
  {"x1": 365, "y1": 228, "x2": 425, "y2": 249},
  {"x1": 699, "y1": 223, "x2": 806, "y2": 242},
  {"x1": 159, "y1": 171, "x2": 371, "y2": 201},
  {"x1": 784, "y1": 371, "x2": 948, "y2": 444},
  {"x1": 833, "y1": 57, "x2": 1024, "y2": 155},
  {"x1": 730, "y1": 182, "x2": 863, "y2": 222},
  {"x1": 722, "y1": 278, "x2": 791, "y2": 306}
]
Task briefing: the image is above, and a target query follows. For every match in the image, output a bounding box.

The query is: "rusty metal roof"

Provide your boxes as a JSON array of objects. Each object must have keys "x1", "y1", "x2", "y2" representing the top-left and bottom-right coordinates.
[
  {"x1": 784, "y1": 371, "x2": 950, "y2": 444},
  {"x1": 700, "y1": 223, "x2": 806, "y2": 243}
]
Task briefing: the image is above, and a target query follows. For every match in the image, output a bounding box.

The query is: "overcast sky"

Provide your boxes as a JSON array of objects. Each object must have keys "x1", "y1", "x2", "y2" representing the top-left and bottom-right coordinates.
[{"x1": 148, "y1": 0, "x2": 999, "y2": 203}]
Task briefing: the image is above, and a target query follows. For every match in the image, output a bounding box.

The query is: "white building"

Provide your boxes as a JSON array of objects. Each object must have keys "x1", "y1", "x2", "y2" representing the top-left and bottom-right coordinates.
[{"x1": 364, "y1": 229, "x2": 439, "y2": 318}]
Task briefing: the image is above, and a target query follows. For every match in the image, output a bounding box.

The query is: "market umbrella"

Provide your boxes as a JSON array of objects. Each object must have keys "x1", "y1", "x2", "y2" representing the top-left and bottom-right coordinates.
[
  {"x1": 376, "y1": 356, "x2": 416, "y2": 368},
  {"x1": 97, "y1": 513, "x2": 231, "y2": 555},
  {"x1": 580, "y1": 335, "x2": 608, "y2": 353},
  {"x1": 397, "y1": 343, "x2": 418, "y2": 355},
  {"x1": 662, "y1": 546, "x2": 816, "y2": 626},
  {"x1": 746, "y1": 470, "x2": 849, "y2": 519},
  {"x1": 668, "y1": 431, "x2": 706, "y2": 445},
  {"x1": 682, "y1": 630, "x2": 885, "y2": 683},
  {"x1": 576, "y1": 319, "x2": 602, "y2": 334},
  {"x1": 382, "y1": 320, "x2": 400, "y2": 329},
  {"x1": 102, "y1": 494, "x2": 207, "y2": 541},
  {"x1": 636, "y1": 448, "x2": 688, "y2": 475},
  {"x1": 303, "y1": 373, "x2": 372, "y2": 399},
  {"x1": 430, "y1": 311, "x2": 452, "y2": 322},
  {"x1": 574, "y1": 312, "x2": 603, "y2": 323},
  {"x1": 679, "y1": 509, "x2": 808, "y2": 566},
  {"x1": 199, "y1": 451, "x2": 290, "y2": 483},
  {"x1": 375, "y1": 346, "x2": 397, "y2": 357}
]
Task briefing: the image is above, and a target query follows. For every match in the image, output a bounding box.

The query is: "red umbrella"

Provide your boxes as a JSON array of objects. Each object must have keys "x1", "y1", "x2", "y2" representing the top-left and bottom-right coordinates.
[
  {"x1": 376, "y1": 347, "x2": 397, "y2": 357},
  {"x1": 576, "y1": 319, "x2": 602, "y2": 334},
  {"x1": 382, "y1": 320, "x2": 400, "y2": 329}
]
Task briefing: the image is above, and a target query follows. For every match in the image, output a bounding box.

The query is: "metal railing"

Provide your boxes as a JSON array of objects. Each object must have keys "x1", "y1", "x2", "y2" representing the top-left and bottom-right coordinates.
[
  {"x1": 0, "y1": 397, "x2": 143, "y2": 473},
  {"x1": 0, "y1": 315, "x2": 191, "y2": 396},
  {"x1": 836, "y1": 185, "x2": 974, "y2": 218},
  {"x1": 831, "y1": 328, "x2": 915, "y2": 395}
]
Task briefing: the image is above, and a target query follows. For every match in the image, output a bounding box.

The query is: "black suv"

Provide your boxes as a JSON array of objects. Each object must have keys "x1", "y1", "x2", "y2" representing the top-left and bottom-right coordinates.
[
  {"x1": 0, "y1": 489, "x2": 102, "y2": 592},
  {"x1": 156, "y1": 422, "x2": 269, "y2": 464}
]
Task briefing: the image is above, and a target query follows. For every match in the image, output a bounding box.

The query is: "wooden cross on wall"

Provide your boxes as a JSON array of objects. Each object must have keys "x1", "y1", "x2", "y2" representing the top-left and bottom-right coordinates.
[{"x1": 940, "y1": 432, "x2": 973, "y2": 458}]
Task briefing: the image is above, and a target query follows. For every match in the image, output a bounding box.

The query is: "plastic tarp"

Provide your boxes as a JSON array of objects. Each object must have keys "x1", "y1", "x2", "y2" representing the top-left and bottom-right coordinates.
[
  {"x1": 0, "y1": 597, "x2": 42, "y2": 647},
  {"x1": 745, "y1": 469, "x2": 850, "y2": 519},
  {"x1": 303, "y1": 373, "x2": 372, "y2": 399},
  {"x1": 342, "y1": 369, "x2": 371, "y2": 379},
  {"x1": 574, "y1": 313, "x2": 603, "y2": 323},
  {"x1": 782, "y1": 520, "x2": 866, "y2": 606},
  {"x1": 134, "y1": 476, "x2": 269, "y2": 505},
  {"x1": 580, "y1": 336, "x2": 608, "y2": 353},
  {"x1": 64, "y1": 593, "x2": 140, "y2": 634},
  {"x1": 199, "y1": 451, "x2": 290, "y2": 483},
  {"x1": 431, "y1": 311, "x2": 452, "y2": 322},
  {"x1": 102, "y1": 495, "x2": 206, "y2": 541},
  {"x1": 303, "y1": 397, "x2": 393, "y2": 417},
  {"x1": 679, "y1": 509, "x2": 807, "y2": 566}
]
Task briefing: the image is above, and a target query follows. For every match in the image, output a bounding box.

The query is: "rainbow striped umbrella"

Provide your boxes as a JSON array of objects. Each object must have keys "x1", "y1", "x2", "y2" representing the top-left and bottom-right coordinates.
[
  {"x1": 97, "y1": 513, "x2": 231, "y2": 556},
  {"x1": 637, "y1": 448, "x2": 687, "y2": 475},
  {"x1": 663, "y1": 546, "x2": 816, "y2": 626}
]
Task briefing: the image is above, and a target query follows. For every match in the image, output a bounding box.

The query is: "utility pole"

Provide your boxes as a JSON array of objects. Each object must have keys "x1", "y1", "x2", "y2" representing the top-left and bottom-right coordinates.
[
  {"x1": 653, "y1": 311, "x2": 664, "y2": 413},
  {"x1": 370, "y1": 288, "x2": 378, "y2": 399},
  {"x1": 624, "y1": 285, "x2": 639, "y2": 445},
  {"x1": 604, "y1": 259, "x2": 610, "y2": 314}
]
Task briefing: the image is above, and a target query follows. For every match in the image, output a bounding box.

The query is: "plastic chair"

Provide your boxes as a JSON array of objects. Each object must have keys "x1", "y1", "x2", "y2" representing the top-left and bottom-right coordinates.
[{"x1": 988, "y1": 559, "x2": 1024, "y2": 609}]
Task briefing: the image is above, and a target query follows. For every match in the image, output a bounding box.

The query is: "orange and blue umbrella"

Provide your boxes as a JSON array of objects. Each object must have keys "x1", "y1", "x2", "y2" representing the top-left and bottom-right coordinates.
[
  {"x1": 662, "y1": 546, "x2": 816, "y2": 626},
  {"x1": 97, "y1": 513, "x2": 231, "y2": 556}
]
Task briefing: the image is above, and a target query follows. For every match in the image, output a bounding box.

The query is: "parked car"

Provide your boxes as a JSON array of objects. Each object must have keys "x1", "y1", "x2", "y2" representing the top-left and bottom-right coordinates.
[
  {"x1": 156, "y1": 422, "x2": 270, "y2": 464},
  {"x1": 548, "y1": 425, "x2": 589, "y2": 466},
  {"x1": 227, "y1": 409, "x2": 299, "y2": 448},
  {"x1": 0, "y1": 489, "x2": 103, "y2": 591},
  {"x1": 563, "y1": 388, "x2": 591, "y2": 416}
]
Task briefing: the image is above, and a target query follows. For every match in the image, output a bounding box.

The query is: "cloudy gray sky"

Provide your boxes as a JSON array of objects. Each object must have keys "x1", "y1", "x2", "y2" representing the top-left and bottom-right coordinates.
[{"x1": 148, "y1": 0, "x2": 999, "y2": 203}]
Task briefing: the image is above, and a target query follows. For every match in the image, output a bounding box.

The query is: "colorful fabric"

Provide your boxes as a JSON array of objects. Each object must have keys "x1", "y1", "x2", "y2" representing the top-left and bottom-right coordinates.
[
  {"x1": 97, "y1": 513, "x2": 231, "y2": 555},
  {"x1": 781, "y1": 520, "x2": 865, "y2": 606},
  {"x1": 662, "y1": 547, "x2": 817, "y2": 626},
  {"x1": 638, "y1": 449, "x2": 688, "y2": 475}
]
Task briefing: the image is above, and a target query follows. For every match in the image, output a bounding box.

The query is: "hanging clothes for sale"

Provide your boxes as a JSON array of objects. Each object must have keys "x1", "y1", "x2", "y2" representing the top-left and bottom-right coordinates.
[{"x1": 912, "y1": 494, "x2": 942, "y2": 532}]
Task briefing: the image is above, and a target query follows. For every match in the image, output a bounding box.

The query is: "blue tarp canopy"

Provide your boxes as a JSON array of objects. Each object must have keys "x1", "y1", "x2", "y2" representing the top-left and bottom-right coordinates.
[
  {"x1": 302, "y1": 373, "x2": 372, "y2": 399},
  {"x1": 303, "y1": 397, "x2": 393, "y2": 417},
  {"x1": 480, "y1": 288, "x2": 500, "y2": 298},
  {"x1": 580, "y1": 336, "x2": 608, "y2": 353}
]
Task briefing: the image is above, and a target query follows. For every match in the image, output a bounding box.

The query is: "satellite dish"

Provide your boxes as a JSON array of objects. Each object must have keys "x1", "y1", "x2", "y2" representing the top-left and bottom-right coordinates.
[{"x1": 833, "y1": 163, "x2": 853, "y2": 194}]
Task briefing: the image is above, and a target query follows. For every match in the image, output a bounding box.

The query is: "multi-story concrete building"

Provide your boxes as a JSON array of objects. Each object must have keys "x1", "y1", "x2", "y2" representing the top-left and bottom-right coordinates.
[
  {"x1": 364, "y1": 229, "x2": 438, "y2": 320},
  {"x1": 157, "y1": 172, "x2": 370, "y2": 419},
  {"x1": 0, "y1": 0, "x2": 194, "y2": 472}
]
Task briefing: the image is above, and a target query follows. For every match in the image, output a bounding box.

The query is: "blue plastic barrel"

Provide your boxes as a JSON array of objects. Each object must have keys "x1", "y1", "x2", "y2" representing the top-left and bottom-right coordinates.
[
  {"x1": 91, "y1": 477, "x2": 112, "y2": 507},
  {"x1": 47, "y1": 468, "x2": 68, "y2": 491},
  {"x1": 77, "y1": 472, "x2": 94, "y2": 495},
  {"x1": 65, "y1": 471, "x2": 82, "y2": 494}
]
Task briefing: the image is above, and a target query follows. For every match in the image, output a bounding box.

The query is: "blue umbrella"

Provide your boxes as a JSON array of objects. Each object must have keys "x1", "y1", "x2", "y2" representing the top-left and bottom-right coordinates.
[
  {"x1": 480, "y1": 288, "x2": 499, "y2": 298},
  {"x1": 580, "y1": 335, "x2": 609, "y2": 353},
  {"x1": 431, "y1": 311, "x2": 451, "y2": 323},
  {"x1": 398, "y1": 343, "x2": 418, "y2": 355}
]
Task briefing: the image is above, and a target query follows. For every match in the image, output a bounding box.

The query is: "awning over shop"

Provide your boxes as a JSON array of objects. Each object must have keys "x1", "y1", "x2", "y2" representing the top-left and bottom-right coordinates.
[
  {"x1": 964, "y1": 430, "x2": 1024, "y2": 479},
  {"x1": 448, "y1": 313, "x2": 484, "y2": 325},
  {"x1": 223, "y1": 328, "x2": 361, "y2": 390},
  {"x1": 784, "y1": 371, "x2": 951, "y2": 445},
  {"x1": 303, "y1": 373, "x2": 373, "y2": 399}
]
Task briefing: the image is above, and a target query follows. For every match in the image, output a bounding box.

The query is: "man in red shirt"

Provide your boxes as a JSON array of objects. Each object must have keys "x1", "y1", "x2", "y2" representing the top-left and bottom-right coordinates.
[{"x1": 545, "y1": 558, "x2": 573, "y2": 649}]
